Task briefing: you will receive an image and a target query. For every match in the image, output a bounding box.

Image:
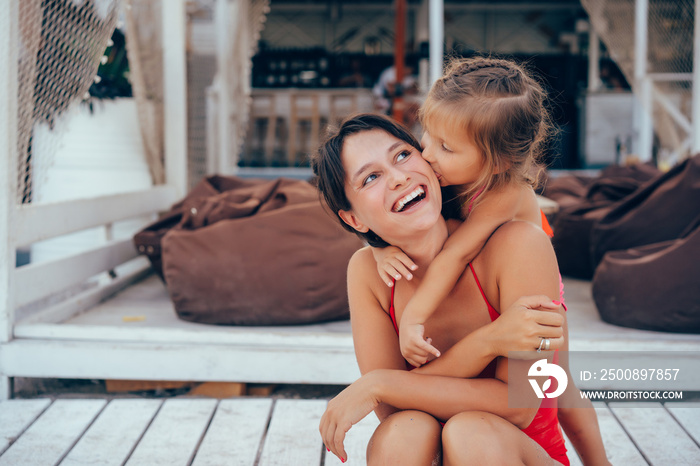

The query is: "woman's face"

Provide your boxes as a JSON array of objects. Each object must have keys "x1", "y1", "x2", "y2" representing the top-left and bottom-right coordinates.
[{"x1": 338, "y1": 129, "x2": 443, "y2": 243}]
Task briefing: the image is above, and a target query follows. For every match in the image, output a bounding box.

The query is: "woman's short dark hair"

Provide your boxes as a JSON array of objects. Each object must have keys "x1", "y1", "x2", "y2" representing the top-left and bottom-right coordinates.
[{"x1": 311, "y1": 113, "x2": 421, "y2": 248}]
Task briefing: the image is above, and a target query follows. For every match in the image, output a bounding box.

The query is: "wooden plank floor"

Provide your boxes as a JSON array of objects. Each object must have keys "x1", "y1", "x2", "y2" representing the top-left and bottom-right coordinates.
[{"x1": 2, "y1": 398, "x2": 699, "y2": 465}]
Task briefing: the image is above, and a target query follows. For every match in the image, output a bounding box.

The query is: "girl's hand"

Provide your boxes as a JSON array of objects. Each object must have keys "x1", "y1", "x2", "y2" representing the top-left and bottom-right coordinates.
[
  {"x1": 371, "y1": 246, "x2": 418, "y2": 287},
  {"x1": 399, "y1": 322, "x2": 441, "y2": 368},
  {"x1": 488, "y1": 295, "x2": 565, "y2": 357},
  {"x1": 319, "y1": 372, "x2": 383, "y2": 463}
]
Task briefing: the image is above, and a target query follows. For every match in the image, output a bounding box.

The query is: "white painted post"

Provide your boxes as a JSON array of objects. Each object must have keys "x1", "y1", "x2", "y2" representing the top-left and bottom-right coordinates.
[
  {"x1": 0, "y1": 0, "x2": 19, "y2": 400},
  {"x1": 634, "y1": 0, "x2": 654, "y2": 162},
  {"x1": 429, "y1": 0, "x2": 444, "y2": 86},
  {"x1": 588, "y1": 27, "x2": 601, "y2": 92},
  {"x1": 216, "y1": 0, "x2": 232, "y2": 174},
  {"x1": 215, "y1": 0, "x2": 241, "y2": 174},
  {"x1": 417, "y1": 0, "x2": 430, "y2": 94},
  {"x1": 693, "y1": 0, "x2": 700, "y2": 154},
  {"x1": 162, "y1": 0, "x2": 189, "y2": 197}
]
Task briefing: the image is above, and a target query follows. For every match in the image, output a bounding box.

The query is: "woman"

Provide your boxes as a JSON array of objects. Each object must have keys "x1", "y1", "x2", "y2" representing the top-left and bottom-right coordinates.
[{"x1": 312, "y1": 114, "x2": 608, "y2": 465}]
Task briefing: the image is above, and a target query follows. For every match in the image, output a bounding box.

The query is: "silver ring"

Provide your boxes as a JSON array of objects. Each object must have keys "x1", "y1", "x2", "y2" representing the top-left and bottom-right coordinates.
[
  {"x1": 537, "y1": 338, "x2": 545, "y2": 353},
  {"x1": 543, "y1": 338, "x2": 551, "y2": 351}
]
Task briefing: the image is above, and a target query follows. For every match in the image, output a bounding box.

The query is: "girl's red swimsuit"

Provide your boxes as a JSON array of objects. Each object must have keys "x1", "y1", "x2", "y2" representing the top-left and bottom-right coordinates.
[{"x1": 388, "y1": 263, "x2": 569, "y2": 465}]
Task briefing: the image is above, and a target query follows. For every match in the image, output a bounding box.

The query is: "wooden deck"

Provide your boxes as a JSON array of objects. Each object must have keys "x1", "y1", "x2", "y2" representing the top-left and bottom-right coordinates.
[{"x1": 1, "y1": 397, "x2": 700, "y2": 465}]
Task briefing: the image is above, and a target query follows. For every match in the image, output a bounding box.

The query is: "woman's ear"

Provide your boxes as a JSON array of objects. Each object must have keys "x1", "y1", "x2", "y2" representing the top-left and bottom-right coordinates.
[{"x1": 338, "y1": 209, "x2": 369, "y2": 233}]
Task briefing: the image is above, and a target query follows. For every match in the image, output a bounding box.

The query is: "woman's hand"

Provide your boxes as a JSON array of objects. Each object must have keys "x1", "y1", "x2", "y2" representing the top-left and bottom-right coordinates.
[
  {"x1": 371, "y1": 246, "x2": 418, "y2": 287},
  {"x1": 319, "y1": 371, "x2": 384, "y2": 463},
  {"x1": 487, "y1": 295, "x2": 565, "y2": 357}
]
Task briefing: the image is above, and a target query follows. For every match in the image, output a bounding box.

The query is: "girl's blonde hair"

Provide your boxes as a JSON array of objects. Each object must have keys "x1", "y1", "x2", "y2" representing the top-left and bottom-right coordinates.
[{"x1": 420, "y1": 56, "x2": 552, "y2": 212}]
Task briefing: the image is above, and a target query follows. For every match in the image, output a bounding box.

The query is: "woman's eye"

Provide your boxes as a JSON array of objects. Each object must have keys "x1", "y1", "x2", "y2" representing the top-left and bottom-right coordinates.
[
  {"x1": 396, "y1": 150, "x2": 411, "y2": 161},
  {"x1": 362, "y1": 173, "x2": 378, "y2": 186}
]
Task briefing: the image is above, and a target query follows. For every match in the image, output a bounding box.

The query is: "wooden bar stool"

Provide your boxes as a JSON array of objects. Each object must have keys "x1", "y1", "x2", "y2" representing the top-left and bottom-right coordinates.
[
  {"x1": 245, "y1": 93, "x2": 277, "y2": 166},
  {"x1": 329, "y1": 93, "x2": 359, "y2": 128},
  {"x1": 287, "y1": 93, "x2": 320, "y2": 166}
]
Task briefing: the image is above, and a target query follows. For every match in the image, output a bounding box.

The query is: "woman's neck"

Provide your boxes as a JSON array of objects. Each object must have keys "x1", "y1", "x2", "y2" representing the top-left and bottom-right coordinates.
[{"x1": 393, "y1": 219, "x2": 451, "y2": 274}]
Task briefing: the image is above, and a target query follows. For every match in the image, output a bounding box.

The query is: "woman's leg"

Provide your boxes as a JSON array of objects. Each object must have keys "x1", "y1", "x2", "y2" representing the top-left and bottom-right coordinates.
[
  {"x1": 367, "y1": 410, "x2": 442, "y2": 466},
  {"x1": 442, "y1": 411, "x2": 563, "y2": 466}
]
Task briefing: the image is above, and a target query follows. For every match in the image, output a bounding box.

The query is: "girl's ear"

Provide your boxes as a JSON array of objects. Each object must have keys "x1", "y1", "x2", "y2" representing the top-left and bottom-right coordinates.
[
  {"x1": 338, "y1": 209, "x2": 370, "y2": 233},
  {"x1": 493, "y1": 158, "x2": 511, "y2": 175}
]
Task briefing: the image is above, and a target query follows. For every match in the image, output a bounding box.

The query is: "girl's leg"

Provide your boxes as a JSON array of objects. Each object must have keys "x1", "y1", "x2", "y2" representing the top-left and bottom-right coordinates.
[
  {"x1": 442, "y1": 411, "x2": 563, "y2": 466},
  {"x1": 367, "y1": 410, "x2": 442, "y2": 466}
]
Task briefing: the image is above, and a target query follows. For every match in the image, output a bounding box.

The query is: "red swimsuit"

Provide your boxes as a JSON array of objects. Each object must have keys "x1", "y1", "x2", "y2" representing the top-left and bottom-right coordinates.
[{"x1": 388, "y1": 263, "x2": 569, "y2": 465}]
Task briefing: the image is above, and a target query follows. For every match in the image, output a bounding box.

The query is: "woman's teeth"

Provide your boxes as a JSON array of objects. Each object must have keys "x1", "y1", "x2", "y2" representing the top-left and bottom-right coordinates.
[{"x1": 394, "y1": 186, "x2": 425, "y2": 212}]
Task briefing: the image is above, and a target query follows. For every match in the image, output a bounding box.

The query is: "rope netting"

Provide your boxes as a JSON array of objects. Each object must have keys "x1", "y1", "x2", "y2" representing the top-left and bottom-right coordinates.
[
  {"x1": 9, "y1": 0, "x2": 270, "y2": 205},
  {"x1": 221, "y1": 0, "x2": 270, "y2": 171},
  {"x1": 15, "y1": 0, "x2": 120, "y2": 204},
  {"x1": 582, "y1": 0, "x2": 695, "y2": 163}
]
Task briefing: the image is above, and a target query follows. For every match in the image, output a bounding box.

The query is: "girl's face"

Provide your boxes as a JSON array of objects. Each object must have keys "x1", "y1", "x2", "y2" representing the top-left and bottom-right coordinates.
[
  {"x1": 420, "y1": 122, "x2": 485, "y2": 189},
  {"x1": 338, "y1": 129, "x2": 443, "y2": 243}
]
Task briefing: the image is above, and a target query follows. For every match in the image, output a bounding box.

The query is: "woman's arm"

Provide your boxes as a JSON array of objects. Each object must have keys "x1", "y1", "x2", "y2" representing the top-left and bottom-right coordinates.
[
  {"x1": 320, "y1": 368, "x2": 537, "y2": 463},
  {"x1": 413, "y1": 295, "x2": 564, "y2": 379}
]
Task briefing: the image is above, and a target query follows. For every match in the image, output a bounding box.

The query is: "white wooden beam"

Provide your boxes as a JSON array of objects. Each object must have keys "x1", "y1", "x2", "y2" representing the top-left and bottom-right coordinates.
[
  {"x1": 634, "y1": 0, "x2": 654, "y2": 162},
  {"x1": 693, "y1": 0, "x2": 700, "y2": 154},
  {"x1": 14, "y1": 239, "x2": 138, "y2": 308},
  {"x1": 429, "y1": 0, "x2": 444, "y2": 86},
  {"x1": 0, "y1": 0, "x2": 20, "y2": 400},
  {"x1": 16, "y1": 259, "x2": 151, "y2": 326},
  {"x1": 216, "y1": 0, "x2": 237, "y2": 175},
  {"x1": 162, "y1": 0, "x2": 189, "y2": 197},
  {"x1": 14, "y1": 185, "x2": 176, "y2": 246},
  {"x1": 0, "y1": 339, "x2": 361, "y2": 385}
]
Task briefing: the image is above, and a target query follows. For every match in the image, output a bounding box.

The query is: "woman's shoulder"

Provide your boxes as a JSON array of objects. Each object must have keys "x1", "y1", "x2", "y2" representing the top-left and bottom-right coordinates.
[
  {"x1": 347, "y1": 246, "x2": 392, "y2": 310},
  {"x1": 348, "y1": 247, "x2": 389, "y2": 289},
  {"x1": 483, "y1": 220, "x2": 554, "y2": 263}
]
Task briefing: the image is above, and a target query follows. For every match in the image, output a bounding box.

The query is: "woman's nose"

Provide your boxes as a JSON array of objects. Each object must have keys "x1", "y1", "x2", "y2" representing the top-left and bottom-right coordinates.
[{"x1": 387, "y1": 166, "x2": 409, "y2": 189}]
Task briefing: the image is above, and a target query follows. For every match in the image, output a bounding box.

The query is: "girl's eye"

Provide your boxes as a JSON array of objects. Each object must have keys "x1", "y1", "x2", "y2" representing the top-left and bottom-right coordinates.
[
  {"x1": 441, "y1": 143, "x2": 452, "y2": 152},
  {"x1": 362, "y1": 173, "x2": 378, "y2": 186}
]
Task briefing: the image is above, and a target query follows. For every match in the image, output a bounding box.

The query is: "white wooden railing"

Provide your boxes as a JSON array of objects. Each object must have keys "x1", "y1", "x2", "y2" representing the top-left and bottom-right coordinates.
[{"x1": 0, "y1": 0, "x2": 189, "y2": 399}]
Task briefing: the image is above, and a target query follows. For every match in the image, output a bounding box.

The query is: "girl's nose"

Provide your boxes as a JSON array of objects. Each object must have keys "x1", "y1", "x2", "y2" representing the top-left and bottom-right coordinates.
[
  {"x1": 421, "y1": 145, "x2": 436, "y2": 164},
  {"x1": 420, "y1": 134, "x2": 436, "y2": 163}
]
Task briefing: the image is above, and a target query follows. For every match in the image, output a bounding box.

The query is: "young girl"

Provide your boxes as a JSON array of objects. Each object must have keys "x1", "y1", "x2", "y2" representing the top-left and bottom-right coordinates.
[
  {"x1": 373, "y1": 56, "x2": 562, "y2": 368},
  {"x1": 370, "y1": 56, "x2": 611, "y2": 465}
]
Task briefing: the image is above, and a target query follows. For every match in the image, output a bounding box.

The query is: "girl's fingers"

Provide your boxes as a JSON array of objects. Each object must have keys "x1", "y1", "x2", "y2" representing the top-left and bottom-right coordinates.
[
  {"x1": 419, "y1": 338, "x2": 441, "y2": 358},
  {"x1": 388, "y1": 258, "x2": 414, "y2": 280},
  {"x1": 378, "y1": 269, "x2": 394, "y2": 287},
  {"x1": 395, "y1": 251, "x2": 418, "y2": 271}
]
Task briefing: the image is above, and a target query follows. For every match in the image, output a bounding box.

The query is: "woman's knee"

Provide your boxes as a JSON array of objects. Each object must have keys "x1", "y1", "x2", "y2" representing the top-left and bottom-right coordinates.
[
  {"x1": 442, "y1": 411, "x2": 514, "y2": 465},
  {"x1": 367, "y1": 410, "x2": 442, "y2": 466}
]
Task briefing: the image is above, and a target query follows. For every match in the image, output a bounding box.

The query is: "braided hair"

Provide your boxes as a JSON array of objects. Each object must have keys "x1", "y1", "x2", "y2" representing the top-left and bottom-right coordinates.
[{"x1": 419, "y1": 56, "x2": 551, "y2": 212}]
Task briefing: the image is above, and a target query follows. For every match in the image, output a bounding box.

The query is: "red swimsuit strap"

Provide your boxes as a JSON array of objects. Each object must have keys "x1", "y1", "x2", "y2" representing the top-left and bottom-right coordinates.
[
  {"x1": 389, "y1": 280, "x2": 400, "y2": 334},
  {"x1": 468, "y1": 263, "x2": 501, "y2": 322}
]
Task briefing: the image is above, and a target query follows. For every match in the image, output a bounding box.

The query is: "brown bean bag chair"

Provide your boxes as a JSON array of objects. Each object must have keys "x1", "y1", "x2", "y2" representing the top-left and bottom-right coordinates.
[
  {"x1": 592, "y1": 216, "x2": 700, "y2": 333},
  {"x1": 134, "y1": 175, "x2": 283, "y2": 280},
  {"x1": 135, "y1": 175, "x2": 363, "y2": 325},
  {"x1": 549, "y1": 164, "x2": 660, "y2": 279},
  {"x1": 590, "y1": 155, "x2": 700, "y2": 269}
]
